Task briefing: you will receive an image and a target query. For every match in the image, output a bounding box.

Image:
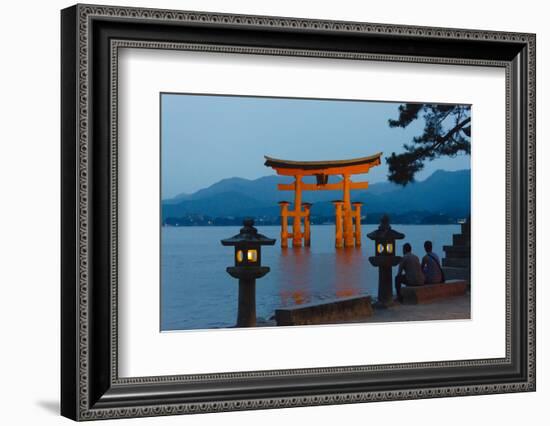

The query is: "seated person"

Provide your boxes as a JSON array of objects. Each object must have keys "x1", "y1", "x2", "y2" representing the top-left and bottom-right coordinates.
[
  {"x1": 395, "y1": 243, "x2": 425, "y2": 301},
  {"x1": 421, "y1": 240, "x2": 444, "y2": 284}
]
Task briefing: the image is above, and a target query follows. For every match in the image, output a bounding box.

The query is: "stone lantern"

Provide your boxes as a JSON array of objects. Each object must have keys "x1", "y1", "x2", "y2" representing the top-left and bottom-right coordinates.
[
  {"x1": 367, "y1": 214, "x2": 405, "y2": 307},
  {"x1": 221, "y1": 219, "x2": 276, "y2": 327}
]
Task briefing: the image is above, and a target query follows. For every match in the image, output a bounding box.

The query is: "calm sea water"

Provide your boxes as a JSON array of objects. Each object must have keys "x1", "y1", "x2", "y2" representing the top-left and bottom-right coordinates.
[{"x1": 161, "y1": 224, "x2": 459, "y2": 331}]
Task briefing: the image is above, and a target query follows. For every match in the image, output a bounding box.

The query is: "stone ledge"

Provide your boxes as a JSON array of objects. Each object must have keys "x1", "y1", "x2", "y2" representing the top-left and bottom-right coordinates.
[
  {"x1": 442, "y1": 266, "x2": 470, "y2": 282},
  {"x1": 442, "y1": 257, "x2": 470, "y2": 268},
  {"x1": 443, "y1": 245, "x2": 471, "y2": 258},
  {"x1": 275, "y1": 295, "x2": 373, "y2": 326},
  {"x1": 401, "y1": 280, "x2": 467, "y2": 305}
]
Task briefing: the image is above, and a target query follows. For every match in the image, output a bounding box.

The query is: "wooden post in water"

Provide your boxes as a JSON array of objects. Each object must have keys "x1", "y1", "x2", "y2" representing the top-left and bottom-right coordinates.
[
  {"x1": 279, "y1": 201, "x2": 290, "y2": 248},
  {"x1": 303, "y1": 202, "x2": 312, "y2": 247},
  {"x1": 342, "y1": 174, "x2": 354, "y2": 247},
  {"x1": 353, "y1": 202, "x2": 363, "y2": 247},
  {"x1": 333, "y1": 200, "x2": 344, "y2": 248},
  {"x1": 292, "y1": 176, "x2": 303, "y2": 247}
]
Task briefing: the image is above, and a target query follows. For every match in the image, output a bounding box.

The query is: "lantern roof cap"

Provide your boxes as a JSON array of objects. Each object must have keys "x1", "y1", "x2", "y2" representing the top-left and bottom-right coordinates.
[
  {"x1": 367, "y1": 214, "x2": 405, "y2": 241},
  {"x1": 221, "y1": 219, "x2": 276, "y2": 246}
]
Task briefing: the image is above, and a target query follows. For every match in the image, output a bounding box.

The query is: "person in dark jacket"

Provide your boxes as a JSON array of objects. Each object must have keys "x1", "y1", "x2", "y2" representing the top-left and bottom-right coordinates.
[
  {"x1": 394, "y1": 243, "x2": 425, "y2": 301},
  {"x1": 421, "y1": 240, "x2": 444, "y2": 284}
]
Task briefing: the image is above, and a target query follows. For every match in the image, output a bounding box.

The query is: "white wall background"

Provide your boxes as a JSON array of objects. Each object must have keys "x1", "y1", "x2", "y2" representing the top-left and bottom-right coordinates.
[{"x1": 0, "y1": 0, "x2": 546, "y2": 424}]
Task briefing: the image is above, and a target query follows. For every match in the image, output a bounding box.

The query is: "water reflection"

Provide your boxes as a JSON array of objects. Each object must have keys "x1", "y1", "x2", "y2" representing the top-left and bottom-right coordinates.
[
  {"x1": 161, "y1": 224, "x2": 460, "y2": 330},
  {"x1": 334, "y1": 247, "x2": 364, "y2": 298},
  {"x1": 278, "y1": 247, "x2": 312, "y2": 306},
  {"x1": 277, "y1": 245, "x2": 367, "y2": 306}
]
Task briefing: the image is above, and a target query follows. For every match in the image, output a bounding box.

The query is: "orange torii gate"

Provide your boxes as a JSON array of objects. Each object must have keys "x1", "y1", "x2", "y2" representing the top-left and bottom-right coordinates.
[{"x1": 264, "y1": 153, "x2": 382, "y2": 248}]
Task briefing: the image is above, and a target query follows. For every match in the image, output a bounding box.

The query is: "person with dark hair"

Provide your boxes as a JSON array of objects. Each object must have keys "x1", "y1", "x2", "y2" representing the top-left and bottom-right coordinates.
[
  {"x1": 421, "y1": 240, "x2": 444, "y2": 284},
  {"x1": 394, "y1": 243, "x2": 425, "y2": 302}
]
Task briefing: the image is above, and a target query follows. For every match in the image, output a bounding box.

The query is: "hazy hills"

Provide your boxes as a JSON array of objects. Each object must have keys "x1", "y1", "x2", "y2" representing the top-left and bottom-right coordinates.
[{"x1": 162, "y1": 169, "x2": 470, "y2": 224}]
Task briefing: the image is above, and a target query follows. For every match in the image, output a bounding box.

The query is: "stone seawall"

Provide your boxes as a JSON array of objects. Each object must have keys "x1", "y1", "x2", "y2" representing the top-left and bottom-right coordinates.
[
  {"x1": 401, "y1": 280, "x2": 468, "y2": 304},
  {"x1": 275, "y1": 295, "x2": 373, "y2": 326}
]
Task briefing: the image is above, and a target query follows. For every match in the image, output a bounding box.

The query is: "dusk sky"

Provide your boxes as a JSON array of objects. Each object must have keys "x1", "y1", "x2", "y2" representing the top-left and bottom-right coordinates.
[{"x1": 161, "y1": 94, "x2": 471, "y2": 199}]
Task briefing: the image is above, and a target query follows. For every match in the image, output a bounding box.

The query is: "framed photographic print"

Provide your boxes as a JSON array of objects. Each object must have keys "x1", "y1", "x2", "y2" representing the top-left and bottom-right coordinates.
[{"x1": 61, "y1": 4, "x2": 536, "y2": 421}]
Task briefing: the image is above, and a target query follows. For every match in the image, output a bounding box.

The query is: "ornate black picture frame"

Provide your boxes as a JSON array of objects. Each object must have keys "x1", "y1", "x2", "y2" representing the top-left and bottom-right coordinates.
[{"x1": 61, "y1": 3, "x2": 536, "y2": 421}]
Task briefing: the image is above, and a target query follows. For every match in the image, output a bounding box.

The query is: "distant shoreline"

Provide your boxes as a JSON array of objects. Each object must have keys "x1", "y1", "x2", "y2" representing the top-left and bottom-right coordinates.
[{"x1": 162, "y1": 222, "x2": 462, "y2": 228}]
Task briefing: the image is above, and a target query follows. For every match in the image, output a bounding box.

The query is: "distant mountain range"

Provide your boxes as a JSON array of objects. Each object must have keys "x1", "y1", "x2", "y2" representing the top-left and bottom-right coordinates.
[{"x1": 162, "y1": 169, "x2": 470, "y2": 225}]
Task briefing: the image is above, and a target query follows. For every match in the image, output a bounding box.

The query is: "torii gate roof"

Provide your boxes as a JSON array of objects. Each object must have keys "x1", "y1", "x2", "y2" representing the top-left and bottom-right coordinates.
[{"x1": 264, "y1": 152, "x2": 382, "y2": 176}]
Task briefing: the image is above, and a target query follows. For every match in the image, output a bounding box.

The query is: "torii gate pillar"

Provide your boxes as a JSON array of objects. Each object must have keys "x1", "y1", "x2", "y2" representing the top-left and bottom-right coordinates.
[{"x1": 292, "y1": 176, "x2": 303, "y2": 247}]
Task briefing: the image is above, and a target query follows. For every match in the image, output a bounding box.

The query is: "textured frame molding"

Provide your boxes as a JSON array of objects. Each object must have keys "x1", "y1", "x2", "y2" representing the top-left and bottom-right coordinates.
[
  {"x1": 109, "y1": 40, "x2": 511, "y2": 384},
  {"x1": 61, "y1": 3, "x2": 536, "y2": 421}
]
